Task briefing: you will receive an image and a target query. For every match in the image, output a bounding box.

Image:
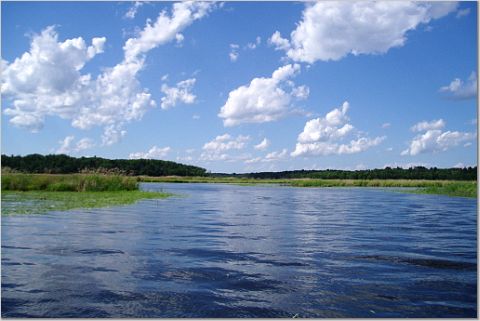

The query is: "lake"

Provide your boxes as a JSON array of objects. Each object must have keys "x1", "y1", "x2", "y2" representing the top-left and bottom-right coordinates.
[{"x1": 1, "y1": 183, "x2": 477, "y2": 317}]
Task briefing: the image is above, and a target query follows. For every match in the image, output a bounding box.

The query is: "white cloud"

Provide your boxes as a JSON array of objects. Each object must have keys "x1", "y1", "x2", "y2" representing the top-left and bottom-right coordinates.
[
  {"x1": 125, "y1": 1, "x2": 146, "y2": 19},
  {"x1": 265, "y1": 148, "x2": 288, "y2": 161},
  {"x1": 203, "y1": 134, "x2": 249, "y2": 151},
  {"x1": 229, "y1": 43, "x2": 239, "y2": 62},
  {"x1": 55, "y1": 135, "x2": 95, "y2": 154},
  {"x1": 382, "y1": 122, "x2": 391, "y2": 129},
  {"x1": 76, "y1": 138, "x2": 95, "y2": 151},
  {"x1": 2, "y1": 26, "x2": 106, "y2": 132},
  {"x1": 246, "y1": 36, "x2": 261, "y2": 50},
  {"x1": 269, "y1": 31, "x2": 290, "y2": 51},
  {"x1": 291, "y1": 101, "x2": 385, "y2": 157},
  {"x1": 123, "y1": 1, "x2": 214, "y2": 62},
  {"x1": 254, "y1": 138, "x2": 270, "y2": 151},
  {"x1": 201, "y1": 134, "x2": 250, "y2": 162},
  {"x1": 245, "y1": 148, "x2": 288, "y2": 164},
  {"x1": 270, "y1": 1, "x2": 457, "y2": 63},
  {"x1": 410, "y1": 119, "x2": 445, "y2": 132},
  {"x1": 456, "y1": 8, "x2": 470, "y2": 18},
  {"x1": 401, "y1": 119, "x2": 476, "y2": 156},
  {"x1": 229, "y1": 52, "x2": 239, "y2": 62},
  {"x1": 101, "y1": 124, "x2": 127, "y2": 146},
  {"x1": 129, "y1": 145, "x2": 171, "y2": 159},
  {"x1": 2, "y1": 2, "x2": 214, "y2": 145},
  {"x1": 439, "y1": 72, "x2": 477, "y2": 100},
  {"x1": 219, "y1": 64, "x2": 308, "y2": 126},
  {"x1": 56, "y1": 136, "x2": 75, "y2": 154},
  {"x1": 160, "y1": 78, "x2": 196, "y2": 109}
]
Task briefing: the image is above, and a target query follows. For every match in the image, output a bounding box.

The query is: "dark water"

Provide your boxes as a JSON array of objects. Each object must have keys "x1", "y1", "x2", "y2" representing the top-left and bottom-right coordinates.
[{"x1": 2, "y1": 183, "x2": 477, "y2": 318}]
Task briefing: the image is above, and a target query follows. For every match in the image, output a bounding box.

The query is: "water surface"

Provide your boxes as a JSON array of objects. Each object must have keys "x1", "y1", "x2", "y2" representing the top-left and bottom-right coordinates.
[{"x1": 2, "y1": 183, "x2": 477, "y2": 317}]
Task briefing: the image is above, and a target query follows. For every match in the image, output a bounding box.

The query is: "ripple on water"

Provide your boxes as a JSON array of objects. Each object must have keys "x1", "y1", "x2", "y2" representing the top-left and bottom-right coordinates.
[{"x1": 1, "y1": 183, "x2": 477, "y2": 318}]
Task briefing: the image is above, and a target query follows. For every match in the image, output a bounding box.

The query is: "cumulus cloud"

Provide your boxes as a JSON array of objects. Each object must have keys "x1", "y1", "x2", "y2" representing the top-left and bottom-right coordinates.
[
  {"x1": 125, "y1": 1, "x2": 146, "y2": 19},
  {"x1": 160, "y1": 78, "x2": 196, "y2": 109},
  {"x1": 2, "y1": 2, "x2": 214, "y2": 145},
  {"x1": 269, "y1": 1, "x2": 458, "y2": 63},
  {"x1": 245, "y1": 148, "x2": 288, "y2": 164},
  {"x1": 76, "y1": 138, "x2": 96, "y2": 151},
  {"x1": 55, "y1": 136, "x2": 95, "y2": 154},
  {"x1": 219, "y1": 64, "x2": 308, "y2": 126},
  {"x1": 439, "y1": 72, "x2": 477, "y2": 100},
  {"x1": 254, "y1": 138, "x2": 270, "y2": 151},
  {"x1": 2, "y1": 26, "x2": 106, "y2": 132},
  {"x1": 129, "y1": 145, "x2": 171, "y2": 159},
  {"x1": 269, "y1": 31, "x2": 290, "y2": 51},
  {"x1": 401, "y1": 119, "x2": 476, "y2": 156},
  {"x1": 56, "y1": 136, "x2": 76, "y2": 154},
  {"x1": 201, "y1": 134, "x2": 250, "y2": 161},
  {"x1": 203, "y1": 134, "x2": 249, "y2": 151},
  {"x1": 291, "y1": 101, "x2": 385, "y2": 157},
  {"x1": 410, "y1": 119, "x2": 445, "y2": 132}
]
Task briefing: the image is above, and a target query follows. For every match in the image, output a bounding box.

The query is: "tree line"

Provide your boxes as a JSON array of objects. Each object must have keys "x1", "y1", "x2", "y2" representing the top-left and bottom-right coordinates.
[
  {"x1": 1, "y1": 154, "x2": 207, "y2": 177},
  {"x1": 1, "y1": 154, "x2": 477, "y2": 180},
  {"x1": 212, "y1": 167, "x2": 477, "y2": 181}
]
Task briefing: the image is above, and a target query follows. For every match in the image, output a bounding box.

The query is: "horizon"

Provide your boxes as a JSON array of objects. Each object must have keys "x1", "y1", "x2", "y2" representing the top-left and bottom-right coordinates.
[
  {"x1": 2, "y1": 1, "x2": 478, "y2": 173},
  {"x1": 1, "y1": 153, "x2": 477, "y2": 174}
]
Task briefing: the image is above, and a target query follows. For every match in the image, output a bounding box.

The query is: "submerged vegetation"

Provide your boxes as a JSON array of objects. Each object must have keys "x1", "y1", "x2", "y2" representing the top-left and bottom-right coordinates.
[
  {"x1": 1, "y1": 190, "x2": 170, "y2": 215},
  {"x1": 1, "y1": 174, "x2": 171, "y2": 215}
]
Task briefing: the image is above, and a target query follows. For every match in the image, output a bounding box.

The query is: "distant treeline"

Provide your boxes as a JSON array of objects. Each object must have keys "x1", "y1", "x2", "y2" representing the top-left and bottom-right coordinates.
[
  {"x1": 1, "y1": 154, "x2": 477, "y2": 180},
  {"x1": 1, "y1": 154, "x2": 207, "y2": 177},
  {"x1": 212, "y1": 167, "x2": 478, "y2": 181}
]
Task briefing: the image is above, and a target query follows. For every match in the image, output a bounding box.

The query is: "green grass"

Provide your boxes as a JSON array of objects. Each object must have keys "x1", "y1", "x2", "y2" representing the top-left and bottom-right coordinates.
[
  {"x1": 137, "y1": 176, "x2": 477, "y2": 198},
  {"x1": 1, "y1": 173, "x2": 172, "y2": 215},
  {"x1": 2, "y1": 173, "x2": 138, "y2": 192},
  {"x1": 1, "y1": 190, "x2": 171, "y2": 215},
  {"x1": 413, "y1": 183, "x2": 477, "y2": 198}
]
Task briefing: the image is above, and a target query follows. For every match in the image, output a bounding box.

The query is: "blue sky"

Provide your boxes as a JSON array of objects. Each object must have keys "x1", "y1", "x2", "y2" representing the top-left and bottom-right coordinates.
[{"x1": 1, "y1": 1, "x2": 477, "y2": 173}]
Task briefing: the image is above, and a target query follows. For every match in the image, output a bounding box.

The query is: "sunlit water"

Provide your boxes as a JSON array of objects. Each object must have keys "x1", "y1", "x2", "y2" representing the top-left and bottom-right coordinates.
[{"x1": 2, "y1": 183, "x2": 477, "y2": 317}]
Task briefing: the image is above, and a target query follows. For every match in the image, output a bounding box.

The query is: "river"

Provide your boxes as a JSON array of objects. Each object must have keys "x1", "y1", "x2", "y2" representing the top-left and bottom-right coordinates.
[{"x1": 1, "y1": 183, "x2": 477, "y2": 317}]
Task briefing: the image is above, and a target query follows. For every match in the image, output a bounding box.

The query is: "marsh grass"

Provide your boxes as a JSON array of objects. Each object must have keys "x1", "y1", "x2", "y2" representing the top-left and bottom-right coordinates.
[
  {"x1": 2, "y1": 174, "x2": 138, "y2": 192},
  {"x1": 138, "y1": 176, "x2": 477, "y2": 197},
  {"x1": 1, "y1": 190, "x2": 171, "y2": 215},
  {"x1": 1, "y1": 174, "x2": 171, "y2": 215}
]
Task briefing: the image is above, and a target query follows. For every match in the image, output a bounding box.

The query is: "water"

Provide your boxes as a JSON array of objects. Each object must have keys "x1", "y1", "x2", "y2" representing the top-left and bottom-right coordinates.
[{"x1": 2, "y1": 183, "x2": 477, "y2": 317}]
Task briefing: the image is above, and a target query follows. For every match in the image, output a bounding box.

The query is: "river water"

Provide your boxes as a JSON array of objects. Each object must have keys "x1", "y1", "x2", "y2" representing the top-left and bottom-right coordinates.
[{"x1": 1, "y1": 183, "x2": 477, "y2": 317}]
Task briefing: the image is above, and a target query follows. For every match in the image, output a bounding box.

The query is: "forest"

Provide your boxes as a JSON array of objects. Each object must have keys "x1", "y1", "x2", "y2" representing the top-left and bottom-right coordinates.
[
  {"x1": 1, "y1": 154, "x2": 477, "y2": 181},
  {"x1": 213, "y1": 167, "x2": 477, "y2": 181},
  {"x1": 1, "y1": 154, "x2": 207, "y2": 177}
]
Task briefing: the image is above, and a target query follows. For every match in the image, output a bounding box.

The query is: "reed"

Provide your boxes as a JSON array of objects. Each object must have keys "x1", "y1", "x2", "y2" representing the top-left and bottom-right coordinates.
[{"x1": 2, "y1": 173, "x2": 138, "y2": 192}]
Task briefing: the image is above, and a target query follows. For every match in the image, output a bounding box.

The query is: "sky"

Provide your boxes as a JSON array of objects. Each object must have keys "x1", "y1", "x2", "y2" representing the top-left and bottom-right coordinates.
[{"x1": 1, "y1": 1, "x2": 478, "y2": 173}]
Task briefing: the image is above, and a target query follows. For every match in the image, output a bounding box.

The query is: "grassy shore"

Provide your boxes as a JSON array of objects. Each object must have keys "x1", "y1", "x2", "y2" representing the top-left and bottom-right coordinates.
[
  {"x1": 2, "y1": 173, "x2": 138, "y2": 191},
  {"x1": 138, "y1": 176, "x2": 477, "y2": 198},
  {"x1": 1, "y1": 174, "x2": 171, "y2": 215}
]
